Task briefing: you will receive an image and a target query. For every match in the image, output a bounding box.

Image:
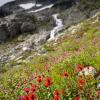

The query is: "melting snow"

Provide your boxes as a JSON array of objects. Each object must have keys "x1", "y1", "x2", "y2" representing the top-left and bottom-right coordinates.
[
  {"x1": 19, "y1": 3, "x2": 36, "y2": 10},
  {"x1": 29, "y1": 4, "x2": 54, "y2": 13},
  {"x1": 36, "y1": 4, "x2": 42, "y2": 7},
  {"x1": 19, "y1": 3, "x2": 42, "y2": 10}
]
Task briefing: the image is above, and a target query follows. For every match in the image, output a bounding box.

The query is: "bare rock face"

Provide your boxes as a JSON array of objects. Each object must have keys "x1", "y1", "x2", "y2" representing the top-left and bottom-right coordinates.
[
  {"x1": 0, "y1": 1, "x2": 23, "y2": 17},
  {"x1": 0, "y1": 24, "x2": 9, "y2": 42},
  {"x1": 0, "y1": 13, "x2": 37, "y2": 42},
  {"x1": 8, "y1": 21, "x2": 21, "y2": 38},
  {"x1": 0, "y1": 0, "x2": 57, "y2": 17},
  {"x1": 0, "y1": 31, "x2": 50, "y2": 63},
  {"x1": 0, "y1": 9, "x2": 54, "y2": 42},
  {"x1": 21, "y1": 22, "x2": 36, "y2": 33},
  {"x1": 0, "y1": 16, "x2": 21, "y2": 42}
]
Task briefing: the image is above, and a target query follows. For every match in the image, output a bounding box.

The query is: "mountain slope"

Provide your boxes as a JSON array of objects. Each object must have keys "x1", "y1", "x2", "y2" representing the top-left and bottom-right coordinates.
[
  {"x1": 0, "y1": 0, "x2": 100, "y2": 64},
  {"x1": 0, "y1": 1, "x2": 100, "y2": 99},
  {"x1": 0, "y1": 11, "x2": 100, "y2": 100}
]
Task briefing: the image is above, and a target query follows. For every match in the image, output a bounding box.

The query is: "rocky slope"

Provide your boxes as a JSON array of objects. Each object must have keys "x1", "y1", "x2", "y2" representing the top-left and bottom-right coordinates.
[{"x1": 0, "y1": 0, "x2": 100, "y2": 64}]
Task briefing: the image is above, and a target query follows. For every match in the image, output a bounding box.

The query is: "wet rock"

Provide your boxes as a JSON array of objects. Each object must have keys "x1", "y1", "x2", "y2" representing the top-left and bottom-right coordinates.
[
  {"x1": 34, "y1": 32, "x2": 50, "y2": 46},
  {"x1": 0, "y1": 21, "x2": 21, "y2": 42},
  {"x1": 78, "y1": 66, "x2": 97, "y2": 76},
  {"x1": 0, "y1": 24, "x2": 9, "y2": 42},
  {"x1": 21, "y1": 22, "x2": 36, "y2": 33},
  {"x1": 0, "y1": 13, "x2": 37, "y2": 42},
  {"x1": 8, "y1": 21, "x2": 21, "y2": 38},
  {"x1": 0, "y1": 1, "x2": 23, "y2": 17},
  {"x1": 0, "y1": 55, "x2": 9, "y2": 62}
]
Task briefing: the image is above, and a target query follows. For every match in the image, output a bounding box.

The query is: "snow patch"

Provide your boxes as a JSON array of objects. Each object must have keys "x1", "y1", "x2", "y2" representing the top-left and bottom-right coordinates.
[
  {"x1": 19, "y1": 3, "x2": 36, "y2": 10},
  {"x1": 36, "y1": 4, "x2": 42, "y2": 7},
  {"x1": 29, "y1": 4, "x2": 54, "y2": 13}
]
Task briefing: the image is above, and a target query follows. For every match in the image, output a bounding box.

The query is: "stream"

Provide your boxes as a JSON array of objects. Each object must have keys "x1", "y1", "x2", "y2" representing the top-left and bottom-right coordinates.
[
  {"x1": 29, "y1": 4, "x2": 64, "y2": 40},
  {"x1": 48, "y1": 14, "x2": 63, "y2": 41}
]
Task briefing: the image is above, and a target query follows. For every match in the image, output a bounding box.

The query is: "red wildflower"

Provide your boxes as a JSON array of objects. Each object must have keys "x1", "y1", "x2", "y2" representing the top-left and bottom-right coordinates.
[
  {"x1": 16, "y1": 84, "x2": 20, "y2": 88},
  {"x1": 78, "y1": 78, "x2": 85, "y2": 87},
  {"x1": 74, "y1": 95, "x2": 80, "y2": 100},
  {"x1": 77, "y1": 64, "x2": 83, "y2": 70},
  {"x1": 54, "y1": 90, "x2": 59, "y2": 96},
  {"x1": 79, "y1": 79, "x2": 85, "y2": 85},
  {"x1": 24, "y1": 88, "x2": 30, "y2": 93},
  {"x1": 37, "y1": 76, "x2": 42, "y2": 83},
  {"x1": 31, "y1": 85, "x2": 36, "y2": 92},
  {"x1": 53, "y1": 90, "x2": 60, "y2": 100},
  {"x1": 29, "y1": 93, "x2": 35, "y2": 100},
  {"x1": 22, "y1": 95, "x2": 29, "y2": 100},
  {"x1": 75, "y1": 64, "x2": 83, "y2": 73},
  {"x1": 62, "y1": 72, "x2": 68, "y2": 78},
  {"x1": 53, "y1": 95, "x2": 60, "y2": 100},
  {"x1": 97, "y1": 90, "x2": 100, "y2": 96},
  {"x1": 44, "y1": 77, "x2": 52, "y2": 88}
]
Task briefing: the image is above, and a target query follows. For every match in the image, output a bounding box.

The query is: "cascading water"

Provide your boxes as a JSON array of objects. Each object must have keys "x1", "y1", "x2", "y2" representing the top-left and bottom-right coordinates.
[
  {"x1": 48, "y1": 14, "x2": 63, "y2": 41},
  {"x1": 28, "y1": 4, "x2": 63, "y2": 41}
]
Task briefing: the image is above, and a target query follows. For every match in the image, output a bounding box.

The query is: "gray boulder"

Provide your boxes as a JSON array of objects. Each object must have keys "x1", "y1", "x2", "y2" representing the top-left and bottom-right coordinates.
[
  {"x1": 0, "y1": 13, "x2": 38, "y2": 42},
  {"x1": 21, "y1": 22, "x2": 36, "y2": 33},
  {"x1": 0, "y1": 24, "x2": 9, "y2": 42},
  {"x1": 8, "y1": 21, "x2": 21, "y2": 38},
  {"x1": 0, "y1": 1, "x2": 23, "y2": 17}
]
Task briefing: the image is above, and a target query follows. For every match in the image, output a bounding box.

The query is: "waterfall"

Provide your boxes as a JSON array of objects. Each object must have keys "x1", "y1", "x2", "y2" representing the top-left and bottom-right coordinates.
[{"x1": 48, "y1": 14, "x2": 63, "y2": 41}]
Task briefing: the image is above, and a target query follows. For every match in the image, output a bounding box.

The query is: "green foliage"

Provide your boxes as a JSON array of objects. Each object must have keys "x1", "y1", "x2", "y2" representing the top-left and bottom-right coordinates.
[
  {"x1": 44, "y1": 44, "x2": 55, "y2": 52},
  {"x1": 80, "y1": 0, "x2": 100, "y2": 10}
]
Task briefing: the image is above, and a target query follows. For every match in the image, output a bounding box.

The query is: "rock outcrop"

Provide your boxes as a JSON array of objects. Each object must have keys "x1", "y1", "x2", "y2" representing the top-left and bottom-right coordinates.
[
  {"x1": 0, "y1": 13, "x2": 37, "y2": 42},
  {"x1": 0, "y1": 0, "x2": 99, "y2": 42}
]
